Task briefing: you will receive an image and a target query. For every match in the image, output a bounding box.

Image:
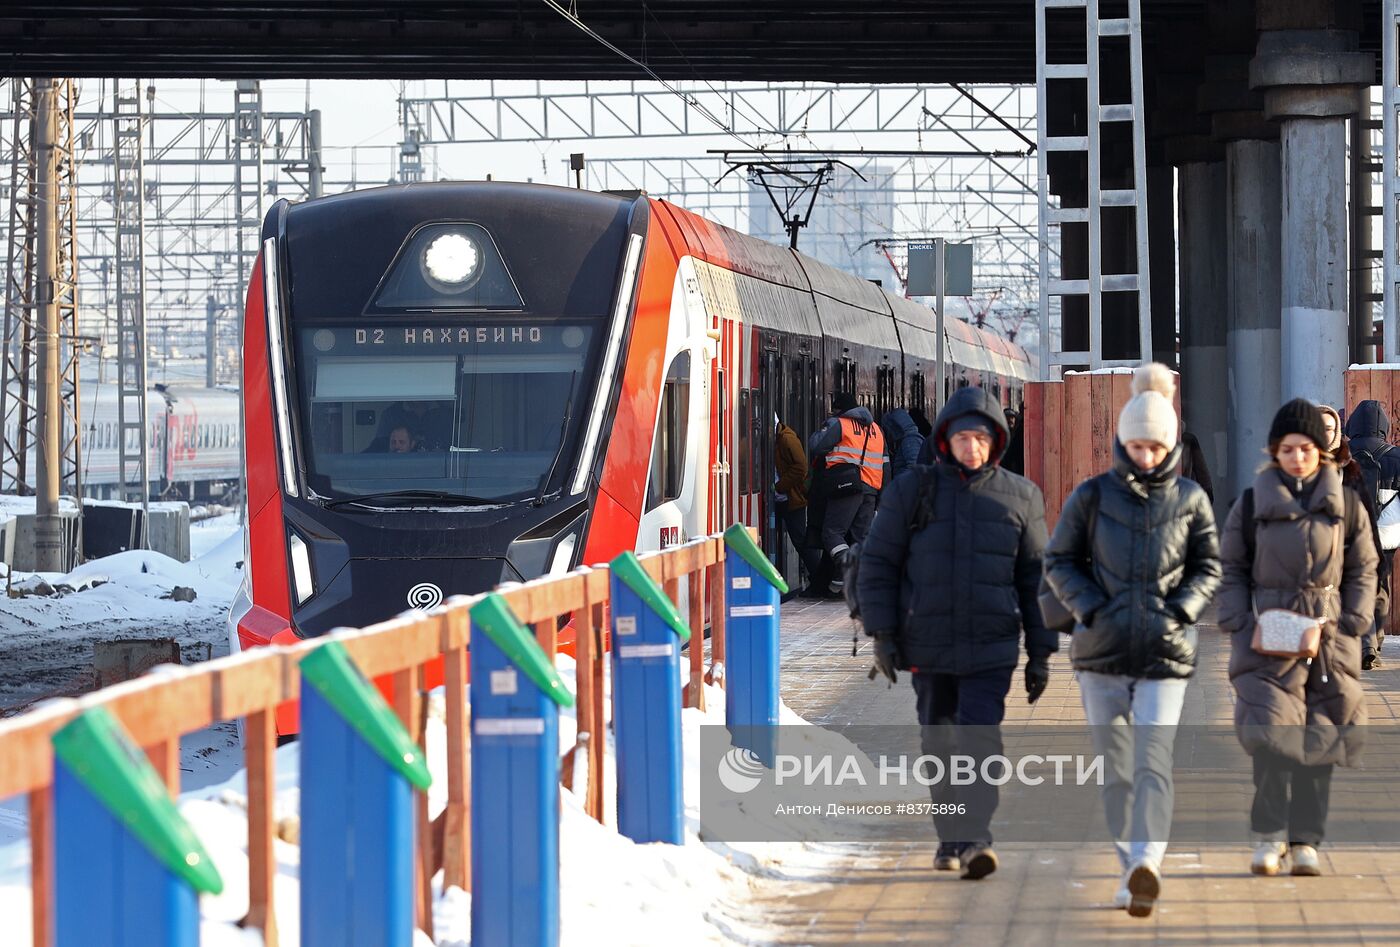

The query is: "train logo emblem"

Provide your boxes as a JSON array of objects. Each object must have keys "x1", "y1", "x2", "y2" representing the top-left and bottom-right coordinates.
[
  {"x1": 406, "y1": 582, "x2": 444, "y2": 611},
  {"x1": 717, "y1": 747, "x2": 765, "y2": 794}
]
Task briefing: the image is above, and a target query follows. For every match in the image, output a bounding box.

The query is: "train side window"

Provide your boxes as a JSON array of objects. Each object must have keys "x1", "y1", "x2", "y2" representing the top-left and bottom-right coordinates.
[{"x1": 645, "y1": 350, "x2": 691, "y2": 512}]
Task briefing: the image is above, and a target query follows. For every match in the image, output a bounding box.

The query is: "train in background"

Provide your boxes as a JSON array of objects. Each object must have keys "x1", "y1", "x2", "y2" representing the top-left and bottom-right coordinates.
[
  {"x1": 1, "y1": 384, "x2": 241, "y2": 501},
  {"x1": 230, "y1": 181, "x2": 1032, "y2": 731}
]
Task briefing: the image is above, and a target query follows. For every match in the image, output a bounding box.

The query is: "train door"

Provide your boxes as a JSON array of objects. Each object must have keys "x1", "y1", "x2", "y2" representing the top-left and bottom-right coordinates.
[
  {"x1": 727, "y1": 315, "x2": 743, "y2": 529},
  {"x1": 758, "y1": 344, "x2": 781, "y2": 558},
  {"x1": 639, "y1": 258, "x2": 712, "y2": 554}
]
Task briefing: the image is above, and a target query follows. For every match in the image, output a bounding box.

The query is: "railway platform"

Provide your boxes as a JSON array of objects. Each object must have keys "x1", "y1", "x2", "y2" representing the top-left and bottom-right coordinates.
[{"x1": 765, "y1": 599, "x2": 1400, "y2": 945}]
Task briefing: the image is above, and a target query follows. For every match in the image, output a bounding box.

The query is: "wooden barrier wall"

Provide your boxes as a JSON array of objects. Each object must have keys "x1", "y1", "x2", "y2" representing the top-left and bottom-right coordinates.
[
  {"x1": 1024, "y1": 369, "x2": 1181, "y2": 532},
  {"x1": 0, "y1": 533, "x2": 736, "y2": 947},
  {"x1": 1344, "y1": 367, "x2": 1400, "y2": 444}
]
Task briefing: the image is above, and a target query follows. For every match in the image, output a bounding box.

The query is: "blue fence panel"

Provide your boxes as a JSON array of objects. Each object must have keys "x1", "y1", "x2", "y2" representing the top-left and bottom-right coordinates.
[
  {"x1": 724, "y1": 550, "x2": 781, "y2": 766},
  {"x1": 301, "y1": 683, "x2": 415, "y2": 947},
  {"x1": 470, "y1": 621, "x2": 561, "y2": 947},
  {"x1": 610, "y1": 571, "x2": 684, "y2": 845},
  {"x1": 54, "y1": 763, "x2": 199, "y2": 947}
]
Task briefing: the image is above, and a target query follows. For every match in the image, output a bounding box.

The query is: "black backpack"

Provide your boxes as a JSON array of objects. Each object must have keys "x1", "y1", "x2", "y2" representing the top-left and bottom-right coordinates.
[{"x1": 1352, "y1": 444, "x2": 1391, "y2": 511}]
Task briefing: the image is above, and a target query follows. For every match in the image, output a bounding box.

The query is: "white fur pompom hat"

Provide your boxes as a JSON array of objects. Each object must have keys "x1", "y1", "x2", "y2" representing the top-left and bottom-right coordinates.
[{"x1": 1116, "y1": 362, "x2": 1177, "y2": 449}]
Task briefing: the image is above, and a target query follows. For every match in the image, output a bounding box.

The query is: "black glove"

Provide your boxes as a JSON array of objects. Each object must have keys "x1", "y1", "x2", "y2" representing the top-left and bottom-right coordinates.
[
  {"x1": 1024, "y1": 653, "x2": 1050, "y2": 704},
  {"x1": 872, "y1": 634, "x2": 901, "y2": 685}
]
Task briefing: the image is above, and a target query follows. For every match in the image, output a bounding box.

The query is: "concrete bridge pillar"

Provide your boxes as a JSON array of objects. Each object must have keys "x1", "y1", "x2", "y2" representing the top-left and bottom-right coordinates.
[
  {"x1": 1250, "y1": 16, "x2": 1373, "y2": 408},
  {"x1": 1176, "y1": 158, "x2": 1230, "y2": 504},
  {"x1": 1201, "y1": 50, "x2": 1283, "y2": 501},
  {"x1": 1224, "y1": 138, "x2": 1283, "y2": 496}
]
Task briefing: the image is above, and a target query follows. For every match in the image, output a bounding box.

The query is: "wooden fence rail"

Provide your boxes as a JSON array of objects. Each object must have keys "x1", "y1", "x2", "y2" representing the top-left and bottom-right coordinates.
[{"x1": 0, "y1": 533, "x2": 733, "y2": 947}]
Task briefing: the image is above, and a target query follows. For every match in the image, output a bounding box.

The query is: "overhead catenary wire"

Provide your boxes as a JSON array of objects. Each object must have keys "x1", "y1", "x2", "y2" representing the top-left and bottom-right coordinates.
[{"x1": 536, "y1": 0, "x2": 766, "y2": 151}]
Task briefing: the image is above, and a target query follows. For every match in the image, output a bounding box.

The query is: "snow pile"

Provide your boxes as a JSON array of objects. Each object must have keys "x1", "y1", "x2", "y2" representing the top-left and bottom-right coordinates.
[
  {"x1": 0, "y1": 523, "x2": 242, "y2": 713},
  {"x1": 0, "y1": 655, "x2": 847, "y2": 946}
]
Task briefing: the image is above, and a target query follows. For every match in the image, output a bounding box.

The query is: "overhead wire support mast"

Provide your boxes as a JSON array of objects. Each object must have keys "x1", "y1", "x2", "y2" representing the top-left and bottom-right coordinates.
[
  {"x1": 32, "y1": 78, "x2": 84, "y2": 570},
  {"x1": 113, "y1": 79, "x2": 150, "y2": 536},
  {"x1": 0, "y1": 78, "x2": 37, "y2": 496}
]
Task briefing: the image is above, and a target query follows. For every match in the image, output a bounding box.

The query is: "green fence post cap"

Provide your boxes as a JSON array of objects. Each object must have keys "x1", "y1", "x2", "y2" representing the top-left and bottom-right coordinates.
[
  {"x1": 723, "y1": 523, "x2": 790, "y2": 594},
  {"x1": 469, "y1": 594, "x2": 575, "y2": 708},
  {"x1": 51, "y1": 706, "x2": 224, "y2": 895},
  {"x1": 299, "y1": 641, "x2": 433, "y2": 790},
  {"x1": 610, "y1": 550, "x2": 691, "y2": 642}
]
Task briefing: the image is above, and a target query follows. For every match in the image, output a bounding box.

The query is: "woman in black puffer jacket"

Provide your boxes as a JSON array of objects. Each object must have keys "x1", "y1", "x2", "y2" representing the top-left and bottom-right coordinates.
[{"x1": 1044, "y1": 363, "x2": 1221, "y2": 918}]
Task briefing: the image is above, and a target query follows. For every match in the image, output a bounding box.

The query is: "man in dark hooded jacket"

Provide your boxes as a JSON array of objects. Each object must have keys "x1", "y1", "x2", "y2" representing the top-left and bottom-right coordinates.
[
  {"x1": 1344, "y1": 399, "x2": 1400, "y2": 521},
  {"x1": 856, "y1": 386, "x2": 1054, "y2": 881},
  {"x1": 1343, "y1": 399, "x2": 1400, "y2": 664},
  {"x1": 881, "y1": 407, "x2": 925, "y2": 478}
]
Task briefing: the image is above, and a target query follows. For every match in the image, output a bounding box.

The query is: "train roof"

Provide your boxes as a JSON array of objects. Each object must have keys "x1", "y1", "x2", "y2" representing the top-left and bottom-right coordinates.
[{"x1": 654, "y1": 197, "x2": 1035, "y2": 381}]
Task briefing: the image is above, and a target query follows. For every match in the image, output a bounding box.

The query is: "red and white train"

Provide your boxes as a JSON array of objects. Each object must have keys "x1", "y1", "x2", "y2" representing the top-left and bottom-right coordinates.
[
  {"x1": 231, "y1": 182, "x2": 1032, "y2": 710},
  {"x1": 3, "y1": 384, "x2": 241, "y2": 500}
]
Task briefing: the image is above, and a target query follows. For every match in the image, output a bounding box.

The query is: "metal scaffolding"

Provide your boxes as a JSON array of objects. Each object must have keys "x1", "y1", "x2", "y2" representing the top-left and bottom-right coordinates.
[
  {"x1": 400, "y1": 81, "x2": 1036, "y2": 145},
  {"x1": 0, "y1": 78, "x2": 37, "y2": 495},
  {"x1": 1035, "y1": 0, "x2": 1152, "y2": 372},
  {"x1": 0, "y1": 77, "x2": 85, "y2": 512},
  {"x1": 112, "y1": 80, "x2": 150, "y2": 518},
  {"x1": 0, "y1": 83, "x2": 318, "y2": 388},
  {"x1": 399, "y1": 80, "x2": 1045, "y2": 344}
]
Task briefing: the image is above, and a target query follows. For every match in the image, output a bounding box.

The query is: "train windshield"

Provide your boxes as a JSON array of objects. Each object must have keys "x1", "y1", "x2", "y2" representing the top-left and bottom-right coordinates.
[{"x1": 294, "y1": 323, "x2": 596, "y2": 503}]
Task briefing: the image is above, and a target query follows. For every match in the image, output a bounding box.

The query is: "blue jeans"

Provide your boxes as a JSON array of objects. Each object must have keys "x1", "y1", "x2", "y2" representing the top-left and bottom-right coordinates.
[{"x1": 1076, "y1": 672, "x2": 1188, "y2": 870}]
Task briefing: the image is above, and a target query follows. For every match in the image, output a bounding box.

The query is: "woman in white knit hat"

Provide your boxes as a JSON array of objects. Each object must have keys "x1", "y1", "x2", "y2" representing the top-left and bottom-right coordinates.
[{"x1": 1044, "y1": 363, "x2": 1222, "y2": 918}]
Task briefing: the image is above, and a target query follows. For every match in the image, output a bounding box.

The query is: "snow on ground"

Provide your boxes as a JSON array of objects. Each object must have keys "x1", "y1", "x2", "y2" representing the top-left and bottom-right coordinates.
[
  {"x1": 0, "y1": 652, "x2": 858, "y2": 946},
  {"x1": 0, "y1": 517, "x2": 241, "y2": 713}
]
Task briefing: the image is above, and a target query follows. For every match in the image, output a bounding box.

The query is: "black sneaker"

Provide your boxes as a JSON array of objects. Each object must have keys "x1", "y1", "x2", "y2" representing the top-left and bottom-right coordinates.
[
  {"x1": 960, "y1": 844, "x2": 998, "y2": 880},
  {"x1": 1364, "y1": 648, "x2": 1378, "y2": 671},
  {"x1": 934, "y1": 842, "x2": 961, "y2": 871}
]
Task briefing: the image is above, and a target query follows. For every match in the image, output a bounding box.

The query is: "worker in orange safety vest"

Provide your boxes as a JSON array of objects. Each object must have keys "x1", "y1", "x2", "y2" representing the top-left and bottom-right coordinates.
[{"x1": 808, "y1": 391, "x2": 889, "y2": 593}]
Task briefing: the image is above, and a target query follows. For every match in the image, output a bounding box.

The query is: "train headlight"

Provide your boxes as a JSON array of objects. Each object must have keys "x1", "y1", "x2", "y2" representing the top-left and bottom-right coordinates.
[
  {"x1": 288, "y1": 531, "x2": 315, "y2": 605},
  {"x1": 420, "y1": 231, "x2": 481, "y2": 294}
]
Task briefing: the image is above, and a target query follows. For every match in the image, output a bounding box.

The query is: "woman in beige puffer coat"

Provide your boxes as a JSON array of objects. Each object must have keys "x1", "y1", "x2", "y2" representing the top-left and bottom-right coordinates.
[{"x1": 1217, "y1": 398, "x2": 1377, "y2": 877}]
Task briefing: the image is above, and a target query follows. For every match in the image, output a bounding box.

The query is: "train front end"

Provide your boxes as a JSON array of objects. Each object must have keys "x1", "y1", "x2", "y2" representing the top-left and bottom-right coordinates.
[{"x1": 230, "y1": 183, "x2": 646, "y2": 695}]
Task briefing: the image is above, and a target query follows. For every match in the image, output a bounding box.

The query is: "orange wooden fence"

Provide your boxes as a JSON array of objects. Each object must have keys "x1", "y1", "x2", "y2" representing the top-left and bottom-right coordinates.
[
  {"x1": 1024, "y1": 369, "x2": 1181, "y2": 531},
  {"x1": 0, "y1": 534, "x2": 733, "y2": 947}
]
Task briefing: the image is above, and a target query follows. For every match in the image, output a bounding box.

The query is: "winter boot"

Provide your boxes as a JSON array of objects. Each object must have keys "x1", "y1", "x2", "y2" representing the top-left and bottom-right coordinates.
[
  {"x1": 1251, "y1": 840, "x2": 1288, "y2": 876},
  {"x1": 828, "y1": 546, "x2": 848, "y2": 595},
  {"x1": 959, "y1": 844, "x2": 998, "y2": 880},
  {"x1": 1289, "y1": 844, "x2": 1321, "y2": 876},
  {"x1": 933, "y1": 842, "x2": 961, "y2": 872},
  {"x1": 1124, "y1": 860, "x2": 1160, "y2": 918}
]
